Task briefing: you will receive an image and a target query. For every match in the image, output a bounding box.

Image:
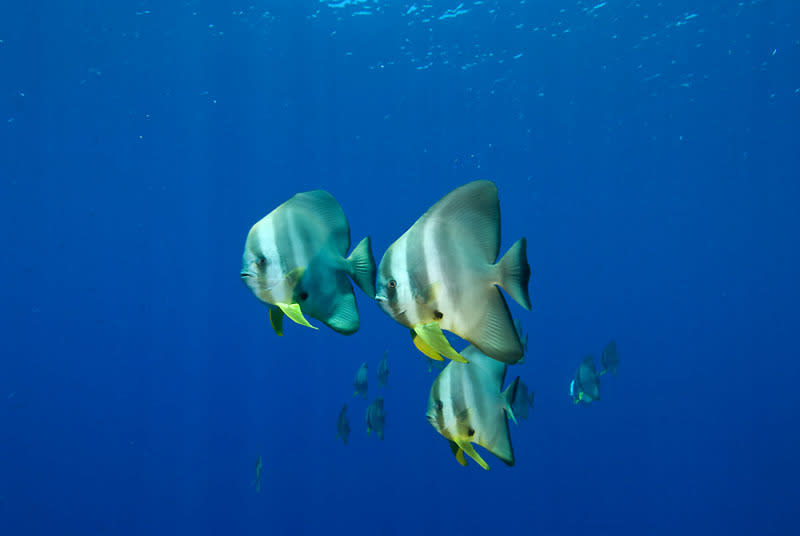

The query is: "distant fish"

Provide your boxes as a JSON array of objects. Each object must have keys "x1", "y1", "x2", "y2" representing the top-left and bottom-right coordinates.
[
  {"x1": 600, "y1": 340, "x2": 619, "y2": 376},
  {"x1": 426, "y1": 344, "x2": 520, "y2": 470},
  {"x1": 425, "y1": 355, "x2": 446, "y2": 374},
  {"x1": 253, "y1": 453, "x2": 263, "y2": 492},
  {"x1": 353, "y1": 362, "x2": 368, "y2": 399},
  {"x1": 571, "y1": 355, "x2": 600, "y2": 404},
  {"x1": 241, "y1": 190, "x2": 376, "y2": 335},
  {"x1": 375, "y1": 180, "x2": 531, "y2": 364},
  {"x1": 336, "y1": 403, "x2": 351, "y2": 445},
  {"x1": 365, "y1": 397, "x2": 386, "y2": 440},
  {"x1": 377, "y1": 351, "x2": 389, "y2": 388},
  {"x1": 511, "y1": 380, "x2": 534, "y2": 421}
]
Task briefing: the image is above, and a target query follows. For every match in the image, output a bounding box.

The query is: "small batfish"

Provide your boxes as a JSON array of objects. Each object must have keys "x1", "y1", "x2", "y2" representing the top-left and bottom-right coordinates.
[
  {"x1": 365, "y1": 397, "x2": 386, "y2": 440},
  {"x1": 600, "y1": 340, "x2": 619, "y2": 376},
  {"x1": 253, "y1": 453, "x2": 263, "y2": 492},
  {"x1": 241, "y1": 190, "x2": 376, "y2": 335},
  {"x1": 511, "y1": 380, "x2": 535, "y2": 421},
  {"x1": 571, "y1": 355, "x2": 600, "y2": 404},
  {"x1": 377, "y1": 351, "x2": 389, "y2": 388},
  {"x1": 376, "y1": 181, "x2": 531, "y2": 364},
  {"x1": 336, "y1": 404, "x2": 351, "y2": 445},
  {"x1": 426, "y1": 344, "x2": 520, "y2": 470},
  {"x1": 353, "y1": 362, "x2": 368, "y2": 399}
]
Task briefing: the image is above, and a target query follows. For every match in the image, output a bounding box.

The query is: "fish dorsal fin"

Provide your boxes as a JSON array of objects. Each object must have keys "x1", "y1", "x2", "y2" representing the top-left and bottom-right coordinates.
[
  {"x1": 413, "y1": 180, "x2": 500, "y2": 264},
  {"x1": 411, "y1": 329, "x2": 444, "y2": 361},
  {"x1": 414, "y1": 322, "x2": 468, "y2": 363},
  {"x1": 286, "y1": 190, "x2": 351, "y2": 255},
  {"x1": 503, "y1": 376, "x2": 520, "y2": 426},
  {"x1": 467, "y1": 287, "x2": 524, "y2": 363},
  {"x1": 268, "y1": 306, "x2": 284, "y2": 336},
  {"x1": 460, "y1": 345, "x2": 508, "y2": 389},
  {"x1": 276, "y1": 302, "x2": 318, "y2": 330}
]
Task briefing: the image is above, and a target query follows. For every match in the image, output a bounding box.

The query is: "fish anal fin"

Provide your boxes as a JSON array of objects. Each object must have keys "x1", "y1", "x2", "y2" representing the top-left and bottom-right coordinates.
[
  {"x1": 468, "y1": 288, "x2": 523, "y2": 363},
  {"x1": 268, "y1": 306, "x2": 284, "y2": 336},
  {"x1": 414, "y1": 322, "x2": 467, "y2": 363},
  {"x1": 277, "y1": 302, "x2": 318, "y2": 330}
]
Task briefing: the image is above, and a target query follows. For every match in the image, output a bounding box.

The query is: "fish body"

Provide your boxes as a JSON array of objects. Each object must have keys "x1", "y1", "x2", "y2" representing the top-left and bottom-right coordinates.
[
  {"x1": 336, "y1": 403, "x2": 351, "y2": 445},
  {"x1": 365, "y1": 397, "x2": 386, "y2": 440},
  {"x1": 254, "y1": 454, "x2": 263, "y2": 492},
  {"x1": 426, "y1": 344, "x2": 519, "y2": 470},
  {"x1": 353, "y1": 362, "x2": 368, "y2": 399},
  {"x1": 601, "y1": 340, "x2": 619, "y2": 376},
  {"x1": 375, "y1": 181, "x2": 531, "y2": 364},
  {"x1": 571, "y1": 355, "x2": 601, "y2": 404},
  {"x1": 377, "y1": 351, "x2": 389, "y2": 388},
  {"x1": 241, "y1": 190, "x2": 376, "y2": 335},
  {"x1": 511, "y1": 380, "x2": 535, "y2": 421}
]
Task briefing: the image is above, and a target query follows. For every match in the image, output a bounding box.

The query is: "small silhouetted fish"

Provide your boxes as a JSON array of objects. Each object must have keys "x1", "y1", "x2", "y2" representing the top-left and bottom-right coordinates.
[
  {"x1": 571, "y1": 355, "x2": 600, "y2": 404},
  {"x1": 365, "y1": 397, "x2": 386, "y2": 440},
  {"x1": 375, "y1": 180, "x2": 531, "y2": 364},
  {"x1": 253, "y1": 453, "x2": 263, "y2": 493},
  {"x1": 377, "y1": 351, "x2": 389, "y2": 388},
  {"x1": 511, "y1": 380, "x2": 534, "y2": 421},
  {"x1": 600, "y1": 340, "x2": 619, "y2": 376},
  {"x1": 336, "y1": 404, "x2": 351, "y2": 445},
  {"x1": 426, "y1": 344, "x2": 520, "y2": 470},
  {"x1": 353, "y1": 362, "x2": 368, "y2": 399}
]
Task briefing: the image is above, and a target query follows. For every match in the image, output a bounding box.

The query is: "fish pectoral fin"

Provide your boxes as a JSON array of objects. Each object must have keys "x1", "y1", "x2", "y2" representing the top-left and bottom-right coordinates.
[
  {"x1": 414, "y1": 322, "x2": 467, "y2": 363},
  {"x1": 276, "y1": 302, "x2": 318, "y2": 330},
  {"x1": 284, "y1": 266, "x2": 306, "y2": 288},
  {"x1": 410, "y1": 329, "x2": 444, "y2": 361},
  {"x1": 268, "y1": 306, "x2": 285, "y2": 336},
  {"x1": 457, "y1": 440, "x2": 489, "y2": 471},
  {"x1": 415, "y1": 281, "x2": 442, "y2": 305}
]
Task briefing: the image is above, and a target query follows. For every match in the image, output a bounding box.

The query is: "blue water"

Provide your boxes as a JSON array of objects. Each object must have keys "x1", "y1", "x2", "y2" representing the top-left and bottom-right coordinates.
[{"x1": 2, "y1": 1, "x2": 798, "y2": 534}]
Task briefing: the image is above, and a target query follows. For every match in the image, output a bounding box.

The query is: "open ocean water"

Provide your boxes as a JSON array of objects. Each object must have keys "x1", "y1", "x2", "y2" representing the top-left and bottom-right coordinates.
[{"x1": 1, "y1": 1, "x2": 798, "y2": 535}]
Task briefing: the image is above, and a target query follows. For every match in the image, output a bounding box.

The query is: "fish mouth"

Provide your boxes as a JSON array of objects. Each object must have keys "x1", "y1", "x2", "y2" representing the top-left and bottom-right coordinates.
[
  {"x1": 374, "y1": 294, "x2": 387, "y2": 302},
  {"x1": 240, "y1": 272, "x2": 254, "y2": 279}
]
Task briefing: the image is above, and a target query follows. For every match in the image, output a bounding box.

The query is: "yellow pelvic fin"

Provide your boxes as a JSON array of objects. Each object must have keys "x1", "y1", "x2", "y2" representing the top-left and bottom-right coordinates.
[
  {"x1": 455, "y1": 448, "x2": 468, "y2": 467},
  {"x1": 269, "y1": 307, "x2": 285, "y2": 336},
  {"x1": 414, "y1": 322, "x2": 467, "y2": 363},
  {"x1": 277, "y1": 302, "x2": 318, "y2": 330},
  {"x1": 457, "y1": 440, "x2": 490, "y2": 471},
  {"x1": 410, "y1": 329, "x2": 444, "y2": 361}
]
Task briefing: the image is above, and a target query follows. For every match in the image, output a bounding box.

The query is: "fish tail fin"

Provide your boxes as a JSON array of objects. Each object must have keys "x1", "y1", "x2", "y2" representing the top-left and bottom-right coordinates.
[
  {"x1": 503, "y1": 376, "x2": 521, "y2": 426},
  {"x1": 495, "y1": 238, "x2": 531, "y2": 310},
  {"x1": 346, "y1": 236, "x2": 377, "y2": 298}
]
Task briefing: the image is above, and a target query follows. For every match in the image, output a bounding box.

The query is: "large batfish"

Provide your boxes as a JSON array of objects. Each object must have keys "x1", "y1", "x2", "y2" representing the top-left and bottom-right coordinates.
[
  {"x1": 241, "y1": 190, "x2": 376, "y2": 335},
  {"x1": 375, "y1": 180, "x2": 531, "y2": 364}
]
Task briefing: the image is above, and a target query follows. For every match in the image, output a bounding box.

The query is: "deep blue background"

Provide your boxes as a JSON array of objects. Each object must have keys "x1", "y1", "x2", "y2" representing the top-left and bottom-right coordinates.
[{"x1": 1, "y1": 1, "x2": 798, "y2": 534}]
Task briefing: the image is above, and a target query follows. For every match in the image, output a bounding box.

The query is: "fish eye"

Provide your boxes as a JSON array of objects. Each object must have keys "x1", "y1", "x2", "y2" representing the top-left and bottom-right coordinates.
[
  {"x1": 435, "y1": 400, "x2": 443, "y2": 410},
  {"x1": 467, "y1": 428, "x2": 475, "y2": 437},
  {"x1": 387, "y1": 279, "x2": 397, "y2": 289},
  {"x1": 256, "y1": 257, "x2": 267, "y2": 268},
  {"x1": 298, "y1": 291, "x2": 309, "y2": 301}
]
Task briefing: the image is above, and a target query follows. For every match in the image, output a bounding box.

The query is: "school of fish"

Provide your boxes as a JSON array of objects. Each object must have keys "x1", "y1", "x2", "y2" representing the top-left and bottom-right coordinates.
[{"x1": 241, "y1": 181, "x2": 619, "y2": 474}]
